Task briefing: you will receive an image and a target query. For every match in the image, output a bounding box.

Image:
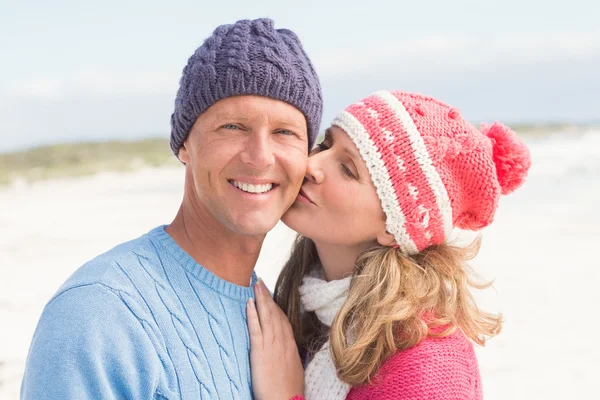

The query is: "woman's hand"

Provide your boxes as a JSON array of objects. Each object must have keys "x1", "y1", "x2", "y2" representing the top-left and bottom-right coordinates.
[{"x1": 247, "y1": 279, "x2": 304, "y2": 400}]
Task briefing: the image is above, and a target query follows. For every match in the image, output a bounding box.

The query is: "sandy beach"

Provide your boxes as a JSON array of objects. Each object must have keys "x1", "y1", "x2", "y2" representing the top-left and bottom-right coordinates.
[{"x1": 1, "y1": 130, "x2": 599, "y2": 399}]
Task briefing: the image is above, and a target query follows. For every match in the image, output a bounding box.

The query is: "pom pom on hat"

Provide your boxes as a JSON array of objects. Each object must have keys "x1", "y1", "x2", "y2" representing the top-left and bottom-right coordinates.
[{"x1": 481, "y1": 122, "x2": 532, "y2": 195}]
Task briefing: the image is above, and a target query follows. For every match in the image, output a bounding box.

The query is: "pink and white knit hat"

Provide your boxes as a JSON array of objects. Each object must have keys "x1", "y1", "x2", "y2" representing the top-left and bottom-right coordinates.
[{"x1": 332, "y1": 91, "x2": 532, "y2": 255}]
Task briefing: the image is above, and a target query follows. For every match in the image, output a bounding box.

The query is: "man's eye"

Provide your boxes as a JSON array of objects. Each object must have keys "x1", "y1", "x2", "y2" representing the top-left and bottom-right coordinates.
[
  {"x1": 221, "y1": 124, "x2": 240, "y2": 130},
  {"x1": 277, "y1": 129, "x2": 295, "y2": 136}
]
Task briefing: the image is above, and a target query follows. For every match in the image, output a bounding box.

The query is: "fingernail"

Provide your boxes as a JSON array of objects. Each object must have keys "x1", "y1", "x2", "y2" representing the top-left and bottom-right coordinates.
[{"x1": 256, "y1": 278, "x2": 264, "y2": 292}]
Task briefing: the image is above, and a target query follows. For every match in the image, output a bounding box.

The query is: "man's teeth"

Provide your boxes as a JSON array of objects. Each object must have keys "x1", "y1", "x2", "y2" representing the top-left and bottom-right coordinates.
[{"x1": 231, "y1": 180, "x2": 273, "y2": 194}]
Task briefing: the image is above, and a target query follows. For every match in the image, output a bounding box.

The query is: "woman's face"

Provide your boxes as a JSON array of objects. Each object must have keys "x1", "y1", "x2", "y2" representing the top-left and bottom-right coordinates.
[{"x1": 282, "y1": 126, "x2": 393, "y2": 249}]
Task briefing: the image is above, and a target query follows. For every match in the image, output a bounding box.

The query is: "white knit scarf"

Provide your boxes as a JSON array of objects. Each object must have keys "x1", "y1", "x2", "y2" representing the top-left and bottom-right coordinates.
[{"x1": 299, "y1": 269, "x2": 352, "y2": 400}]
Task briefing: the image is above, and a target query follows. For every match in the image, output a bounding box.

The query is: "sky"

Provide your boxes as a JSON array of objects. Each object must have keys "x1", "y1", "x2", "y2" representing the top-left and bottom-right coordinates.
[{"x1": 1, "y1": 0, "x2": 599, "y2": 152}]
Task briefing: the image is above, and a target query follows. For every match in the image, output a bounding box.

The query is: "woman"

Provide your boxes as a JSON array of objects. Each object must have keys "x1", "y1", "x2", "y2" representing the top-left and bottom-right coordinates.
[{"x1": 246, "y1": 90, "x2": 531, "y2": 399}]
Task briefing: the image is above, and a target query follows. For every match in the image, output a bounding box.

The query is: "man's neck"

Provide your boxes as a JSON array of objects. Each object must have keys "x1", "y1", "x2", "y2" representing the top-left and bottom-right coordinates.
[
  {"x1": 314, "y1": 241, "x2": 376, "y2": 282},
  {"x1": 165, "y1": 202, "x2": 264, "y2": 287}
]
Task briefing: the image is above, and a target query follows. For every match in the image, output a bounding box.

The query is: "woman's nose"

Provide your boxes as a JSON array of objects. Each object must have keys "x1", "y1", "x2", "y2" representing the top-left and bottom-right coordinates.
[{"x1": 305, "y1": 154, "x2": 325, "y2": 184}]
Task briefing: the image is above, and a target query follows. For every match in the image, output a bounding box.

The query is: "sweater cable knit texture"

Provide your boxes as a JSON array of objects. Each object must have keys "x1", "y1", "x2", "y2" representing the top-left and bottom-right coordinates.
[{"x1": 21, "y1": 226, "x2": 256, "y2": 399}]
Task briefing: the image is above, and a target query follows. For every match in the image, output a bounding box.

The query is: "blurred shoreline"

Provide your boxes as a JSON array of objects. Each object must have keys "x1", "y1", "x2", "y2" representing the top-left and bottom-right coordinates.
[
  {"x1": 0, "y1": 138, "x2": 180, "y2": 187},
  {"x1": 1, "y1": 122, "x2": 599, "y2": 187}
]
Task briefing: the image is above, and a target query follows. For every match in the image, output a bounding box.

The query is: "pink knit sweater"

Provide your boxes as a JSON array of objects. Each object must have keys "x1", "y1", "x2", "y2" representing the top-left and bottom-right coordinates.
[{"x1": 291, "y1": 329, "x2": 482, "y2": 400}]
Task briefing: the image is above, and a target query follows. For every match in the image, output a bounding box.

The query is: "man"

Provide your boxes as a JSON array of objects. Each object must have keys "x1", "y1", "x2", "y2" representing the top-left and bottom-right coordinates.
[{"x1": 21, "y1": 18, "x2": 322, "y2": 399}]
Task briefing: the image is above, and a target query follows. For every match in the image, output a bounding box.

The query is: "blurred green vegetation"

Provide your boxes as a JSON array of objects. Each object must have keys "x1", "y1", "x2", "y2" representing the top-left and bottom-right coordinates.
[
  {"x1": 0, "y1": 138, "x2": 179, "y2": 186},
  {"x1": 1, "y1": 122, "x2": 596, "y2": 186}
]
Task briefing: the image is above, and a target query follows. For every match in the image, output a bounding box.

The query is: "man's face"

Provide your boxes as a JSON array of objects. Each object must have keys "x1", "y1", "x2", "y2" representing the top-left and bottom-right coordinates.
[{"x1": 179, "y1": 95, "x2": 309, "y2": 237}]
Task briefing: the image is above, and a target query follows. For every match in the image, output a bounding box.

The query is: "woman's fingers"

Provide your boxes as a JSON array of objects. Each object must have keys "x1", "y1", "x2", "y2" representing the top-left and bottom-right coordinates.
[
  {"x1": 254, "y1": 279, "x2": 274, "y2": 344},
  {"x1": 264, "y1": 282, "x2": 284, "y2": 347},
  {"x1": 249, "y1": 278, "x2": 304, "y2": 400},
  {"x1": 246, "y1": 298, "x2": 262, "y2": 350},
  {"x1": 253, "y1": 279, "x2": 295, "y2": 355}
]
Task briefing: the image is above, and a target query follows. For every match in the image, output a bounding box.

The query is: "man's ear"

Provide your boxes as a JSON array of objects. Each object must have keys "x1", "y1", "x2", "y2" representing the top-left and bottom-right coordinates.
[
  {"x1": 178, "y1": 141, "x2": 190, "y2": 164},
  {"x1": 376, "y1": 229, "x2": 396, "y2": 248}
]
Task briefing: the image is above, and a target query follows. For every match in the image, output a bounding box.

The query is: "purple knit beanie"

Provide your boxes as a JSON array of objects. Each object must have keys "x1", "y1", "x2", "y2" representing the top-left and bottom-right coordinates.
[{"x1": 170, "y1": 18, "x2": 323, "y2": 156}]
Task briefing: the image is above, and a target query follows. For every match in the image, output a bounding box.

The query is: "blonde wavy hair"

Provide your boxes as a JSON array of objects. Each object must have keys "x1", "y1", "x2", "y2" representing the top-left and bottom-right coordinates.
[{"x1": 274, "y1": 235, "x2": 502, "y2": 386}]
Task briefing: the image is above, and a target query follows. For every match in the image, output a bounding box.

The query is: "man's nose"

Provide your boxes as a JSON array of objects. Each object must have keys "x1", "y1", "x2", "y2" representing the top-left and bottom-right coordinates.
[{"x1": 240, "y1": 131, "x2": 276, "y2": 169}]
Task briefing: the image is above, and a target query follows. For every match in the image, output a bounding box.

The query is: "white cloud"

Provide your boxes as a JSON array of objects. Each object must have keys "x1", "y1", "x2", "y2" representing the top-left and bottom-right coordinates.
[
  {"x1": 312, "y1": 32, "x2": 600, "y2": 77},
  {"x1": 18, "y1": 79, "x2": 63, "y2": 98},
  {"x1": 3, "y1": 32, "x2": 599, "y2": 101},
  {"x1": 68, "y1": 70, "x2": 178, "y2": 97},
  {"x1": 5, "y1": 69, "x2": 179, "y2": 100}
]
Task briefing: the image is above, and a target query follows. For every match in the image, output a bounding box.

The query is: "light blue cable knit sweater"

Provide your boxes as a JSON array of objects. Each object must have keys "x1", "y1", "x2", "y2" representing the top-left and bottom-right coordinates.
[{"x1": 21, "y1": 225, "x2": 257, "y2": 399}]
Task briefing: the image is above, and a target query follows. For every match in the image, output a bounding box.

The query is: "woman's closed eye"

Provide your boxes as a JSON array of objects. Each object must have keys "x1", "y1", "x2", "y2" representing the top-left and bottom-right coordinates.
[
  {"x1": 316, "y1": 143, "x2": 357, "y2": 179},
  {"x1": 313, "y1": 141, "x2": 358, "y2": 179},
  {"x1": 341, "y1": 163, "x2": 356, "y2": 179}
]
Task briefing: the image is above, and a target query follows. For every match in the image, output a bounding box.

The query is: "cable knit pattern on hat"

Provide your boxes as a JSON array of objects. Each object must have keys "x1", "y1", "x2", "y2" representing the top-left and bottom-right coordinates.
[
  {"x1": 332, "y1": 90, "x2": 531, "y2": 254},
  {"x1": 170, "y1": 18, "x2": 323, "y2": 155}
]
